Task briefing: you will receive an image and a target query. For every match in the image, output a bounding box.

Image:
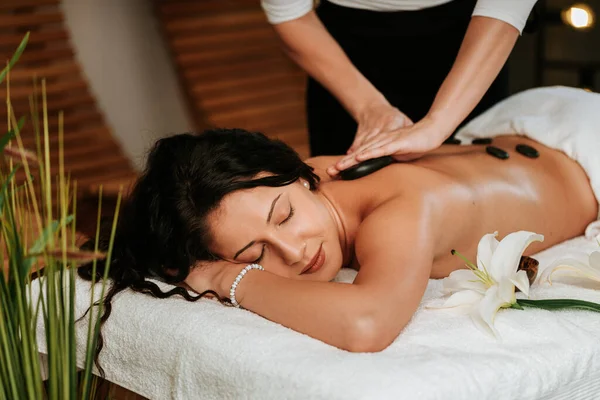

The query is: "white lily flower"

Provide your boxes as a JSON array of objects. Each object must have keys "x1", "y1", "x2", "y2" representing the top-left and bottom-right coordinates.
[
  {"x1": 539, "y1": 234, "x2": 600, "y2": 285},
  {"x1": 439, "y1": 231, "x2": 544, "y2": 337}
]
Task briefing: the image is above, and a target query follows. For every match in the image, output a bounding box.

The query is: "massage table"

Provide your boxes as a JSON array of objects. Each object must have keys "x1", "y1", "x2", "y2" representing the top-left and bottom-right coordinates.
[
  {"x1": 34, "y1": 221, "x2": 600, "y2": 400},
  {"x1": 34, "y1": 86, "x2": 600, "y2": 399}
]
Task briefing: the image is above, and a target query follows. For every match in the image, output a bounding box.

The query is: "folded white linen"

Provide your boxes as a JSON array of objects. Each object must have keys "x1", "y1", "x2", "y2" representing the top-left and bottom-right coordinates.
[{"x1": 35, "y1": 234, "x2": 600, "y2": 400}]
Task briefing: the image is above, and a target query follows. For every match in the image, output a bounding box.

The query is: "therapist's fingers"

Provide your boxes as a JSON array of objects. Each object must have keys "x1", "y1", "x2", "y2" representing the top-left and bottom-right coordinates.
[
  {"x1": 335, "y1": 137, "x2": 393, "y2": 171},
  {"x1": 355, "y1": 137, "x2": 399, "y2": 161},
  {"x1": 349, "y1": 103, "x2": 412, "y2": 154},
  {"x1": 350, "y1": 135, "x2": 395, "y2": 161},
  {"x1": 348, "y1": 127, "x2": 380, "y2": 154},
  {"x1": 350, "y1": 113, "x2": 412, "y2": 154},
  {"x1": 403, "y1": 116, "x2": 415, "y2": 128},
  {"x1": 357, "y1": 143, "x2": 398, "y2": 161},
  {"x1": 333, "y1": 152, "x2": 362, "y2": 172},
  {"x1": 326, "y1": 164, "x2": 340, "y2": 177},
  {"x1": 357, "y1": 128, "x2": 384, "y2": 150},
  {"x1": 357, "y1": 137, "x2": 411, "y2": 161}
]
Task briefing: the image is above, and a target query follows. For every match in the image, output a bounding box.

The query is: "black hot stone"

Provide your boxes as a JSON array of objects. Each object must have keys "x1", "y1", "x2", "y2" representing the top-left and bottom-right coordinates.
[
  {"x1": 485, "y1": 146, "x2": 509, "y2": 160},
  {"x1": 339, "y1": 156, "x2": 394, "y2": 181},
  {"x1": 472, "y1": 138, "x2": 493, "y2": 145},
  {"x1": 515, "y1": 144, "x2": 539, "y2": 158},
  {"x1": 443, "y1": 138, "x2": 461, "y2": 145}
]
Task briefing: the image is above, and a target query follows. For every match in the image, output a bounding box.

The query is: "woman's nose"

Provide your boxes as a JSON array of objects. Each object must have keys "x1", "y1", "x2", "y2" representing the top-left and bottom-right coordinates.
[{"x1": 274, "y1": 235, "x2": 305, "y2": 266}]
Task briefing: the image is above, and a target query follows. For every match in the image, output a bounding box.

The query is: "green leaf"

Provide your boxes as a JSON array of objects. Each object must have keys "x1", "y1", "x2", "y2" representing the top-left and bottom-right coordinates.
[
  {"x1": 28, "y1": 216, "x2": 74, "y2": 256},
  {"x1": 0, "y1": 32, "x2": 29, "y2": 84},
  {"x1": 0, "y1": 166, "x2": 20, "y2": 212},
  {"x1": 517, "y1": 298, "x2": 600, "y2": 312},
  {"x1": 0, "y1": 116, "x2": 26, "y2": 153},
  {"x1": 22, "y1": 215, "x2": 75, "y2": 279}
]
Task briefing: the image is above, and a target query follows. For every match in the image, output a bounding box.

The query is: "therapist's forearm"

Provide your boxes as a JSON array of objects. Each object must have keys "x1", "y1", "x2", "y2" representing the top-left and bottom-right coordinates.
[
  {"x1": 427, "y1": 16, "x2": 519, "y2": 133},
  {"x1": 274, "y1": 11, "x2": 387, "y2": 119}
]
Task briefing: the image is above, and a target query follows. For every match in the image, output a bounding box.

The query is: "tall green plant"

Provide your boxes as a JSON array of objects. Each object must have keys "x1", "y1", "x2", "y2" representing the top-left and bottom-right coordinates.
[{"x1": 0, "y1": 33, "x2": 122, "y2": 399}]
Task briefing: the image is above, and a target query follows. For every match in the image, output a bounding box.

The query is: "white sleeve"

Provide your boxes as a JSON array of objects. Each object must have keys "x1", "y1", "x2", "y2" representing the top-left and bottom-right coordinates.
[
  {"x1": 260, "y1": 0, "x2": 314, "y2": 24},
  {"x1": 472, "y1": 0, "x2": 538, "y2": 34}
]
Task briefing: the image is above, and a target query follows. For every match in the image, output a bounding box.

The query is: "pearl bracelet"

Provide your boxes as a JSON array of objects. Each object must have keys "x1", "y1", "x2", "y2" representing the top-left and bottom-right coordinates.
[{"x1": 229, "y1": 264, "x2": 264, "y2": 308}]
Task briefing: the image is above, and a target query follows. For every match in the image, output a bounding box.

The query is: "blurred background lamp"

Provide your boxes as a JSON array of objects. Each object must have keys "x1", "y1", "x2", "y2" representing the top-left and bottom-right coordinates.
[{"x1": 561, "y1": 3, "x2": 595, "y2": 29}]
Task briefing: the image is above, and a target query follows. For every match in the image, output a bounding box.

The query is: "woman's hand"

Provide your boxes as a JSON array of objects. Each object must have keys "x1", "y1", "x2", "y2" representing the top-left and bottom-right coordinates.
[
  {"x1": 348, "y1": 101, "x2": 413, "y2": 154},
  {"x1": 184, "y1": 259, "x2": 246, "y2": 299},
  {"x1": 327, "y1": 115, "x2": 452, "y2": 176}
]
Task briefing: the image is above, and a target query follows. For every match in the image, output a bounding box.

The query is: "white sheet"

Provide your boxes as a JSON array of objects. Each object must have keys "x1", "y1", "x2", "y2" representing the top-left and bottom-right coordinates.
[{"x1": 35, "y1": 223, "x2": 600, "y2": 400}]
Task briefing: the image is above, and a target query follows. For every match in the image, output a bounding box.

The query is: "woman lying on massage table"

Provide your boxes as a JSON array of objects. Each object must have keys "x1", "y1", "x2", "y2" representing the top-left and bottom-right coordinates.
[{"x1": 80, "y1": 124, "x2": 598, "y2": 361}]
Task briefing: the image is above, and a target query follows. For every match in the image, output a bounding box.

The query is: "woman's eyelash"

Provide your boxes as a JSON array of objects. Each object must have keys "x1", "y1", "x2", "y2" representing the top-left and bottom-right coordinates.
[
  {"x1": 280, "y1": 205, "x2": 294, "y2": 225},
  {"x1": 253, "y1": 244, "x2": 266, "y2": 263},
  {"x1": 253, "y1": 205, "x2": 294, "y2": 262}
]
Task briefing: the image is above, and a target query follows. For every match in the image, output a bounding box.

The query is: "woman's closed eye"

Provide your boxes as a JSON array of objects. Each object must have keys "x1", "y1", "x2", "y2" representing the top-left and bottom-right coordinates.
[
  {"x1": 253, "y1": 244, "x2": 266, "y2": 263},
  {"x1": 280, "y1": 204, "x2": 294, "y2": 225},
  {"x1": 252, "y1": 204, "x2": 294, "y2": 263}
]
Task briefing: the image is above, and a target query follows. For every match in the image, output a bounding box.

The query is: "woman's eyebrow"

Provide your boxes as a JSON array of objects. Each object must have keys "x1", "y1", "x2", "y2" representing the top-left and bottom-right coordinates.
[
  {"x1": 233, "y1": 192, "x2": 282, "y2": 260},
  {"x1": 266, "y1": 193, "x2": 282, "y2": 223}
]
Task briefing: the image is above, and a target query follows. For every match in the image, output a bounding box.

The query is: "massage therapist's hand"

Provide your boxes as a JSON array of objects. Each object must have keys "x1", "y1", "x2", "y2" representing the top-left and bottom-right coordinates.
[
  {"x1": 328, "y1": 115, "x2": 451, "y2": 176},
  {"x1": 184, "y1": 259, "x2": 249, "y2": 300},
  {"x1": 347, "y1": 101, "x2": 413, "y2": 154}
]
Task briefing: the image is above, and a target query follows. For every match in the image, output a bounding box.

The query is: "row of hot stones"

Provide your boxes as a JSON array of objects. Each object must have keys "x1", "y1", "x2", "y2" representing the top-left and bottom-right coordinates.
[
  {"x1": 443, "y1": 137, "x2": 540, "y2": 159},
  {"x1": 339, "y1": 137, "x2": 540, "y2": 180}
]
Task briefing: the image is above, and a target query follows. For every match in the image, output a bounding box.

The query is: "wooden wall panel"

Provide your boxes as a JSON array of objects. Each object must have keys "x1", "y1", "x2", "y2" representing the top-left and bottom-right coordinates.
[
  {"x1": 0, "y1": 0, "x2": 137, "y2": 194},
  {"x1": 155, "y1": 0, "x2": 310, "y2": 158}
]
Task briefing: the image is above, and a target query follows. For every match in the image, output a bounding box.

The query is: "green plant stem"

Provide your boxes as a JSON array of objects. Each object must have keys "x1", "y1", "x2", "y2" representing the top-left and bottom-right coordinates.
[
  {"x1": 517, "y1": 299, "x2": 600, "y2": 312},
  {"x1": 0, "y1": 32, "x2": 28, "y2": 84},
  {"x1": 1, "y1": 31, "x2": 111, "y2": 400}
]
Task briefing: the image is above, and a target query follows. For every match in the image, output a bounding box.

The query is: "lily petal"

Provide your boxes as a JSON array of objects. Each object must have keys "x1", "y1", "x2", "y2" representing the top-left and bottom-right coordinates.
[
  {"x1": 477, "y1": 285, "x2": 506, "y2": 338},
  {"x1": 539, "y1": 257, "x2": 600, "y2": 284},
  {"x1": 590, "y1": 251, "x2": 600, "y2": 269},
  {"x1": 497, "y1": 277, "x2": 516, "y2": 304},
  {"x1": 442, "y1": 269, "x2": 487, "y2": 294},
  {"x1": 470, "y1": 307, "x2": 501, "y2": 339},
  {"x1": 435, "y1": 289, "x2": 484, "y2": 310},
  {"x1": 490, "y1": 231, "x2": 544, "y2": 281},
  {"x1": 477, "y1": 231, "x2": 499, "y2": 273},
  {"x1": 510, "y1": 270, "x2": 531, "y2": 297}
]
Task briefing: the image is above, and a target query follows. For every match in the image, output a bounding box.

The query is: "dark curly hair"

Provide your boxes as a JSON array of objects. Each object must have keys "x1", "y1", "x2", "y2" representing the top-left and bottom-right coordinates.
[{"x1": 78, "y1": 128, "x2": 320, "y2": 376}]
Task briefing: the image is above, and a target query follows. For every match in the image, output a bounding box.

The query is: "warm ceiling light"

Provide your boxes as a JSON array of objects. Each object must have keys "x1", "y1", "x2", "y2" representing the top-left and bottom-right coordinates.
[{"x1": 561, "y1": 3, "x2": 595, "y2": 29}]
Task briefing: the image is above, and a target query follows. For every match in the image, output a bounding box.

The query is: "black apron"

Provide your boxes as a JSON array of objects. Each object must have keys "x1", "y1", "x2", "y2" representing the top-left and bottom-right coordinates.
[{"x1": 307, "y1": 0, "x2": 510, "y2": 156}]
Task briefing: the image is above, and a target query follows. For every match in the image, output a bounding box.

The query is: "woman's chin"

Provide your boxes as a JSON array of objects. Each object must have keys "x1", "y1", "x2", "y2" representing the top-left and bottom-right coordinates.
[{"x1": 316, "y1": 262, "x2": 344, "y2": 282}]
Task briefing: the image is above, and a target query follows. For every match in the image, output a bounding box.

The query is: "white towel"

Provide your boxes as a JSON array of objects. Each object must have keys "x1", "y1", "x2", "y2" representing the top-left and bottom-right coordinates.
[
  {"x1": 455, "y1": 86, "x2": 600, "y2": 213},
  {"x1": 35, "y1": 236, "x2": 600, "y2": 400}
]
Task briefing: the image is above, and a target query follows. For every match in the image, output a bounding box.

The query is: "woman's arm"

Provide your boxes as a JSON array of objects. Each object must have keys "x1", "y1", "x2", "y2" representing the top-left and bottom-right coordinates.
[{"x1": 202, "y1": 198, "x2": 435, "y2": 353}]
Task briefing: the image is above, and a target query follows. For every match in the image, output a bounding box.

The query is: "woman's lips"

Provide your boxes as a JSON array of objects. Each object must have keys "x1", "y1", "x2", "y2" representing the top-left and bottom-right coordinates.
[{"x1": 301, "y1": 245, "x2": 325, "y2": 275}]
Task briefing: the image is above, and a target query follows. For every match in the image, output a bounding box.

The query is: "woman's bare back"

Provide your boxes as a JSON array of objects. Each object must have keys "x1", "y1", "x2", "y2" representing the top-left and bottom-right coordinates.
[{"x1": 307, "y1": 135, "x2": 598, "y2": 278}]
